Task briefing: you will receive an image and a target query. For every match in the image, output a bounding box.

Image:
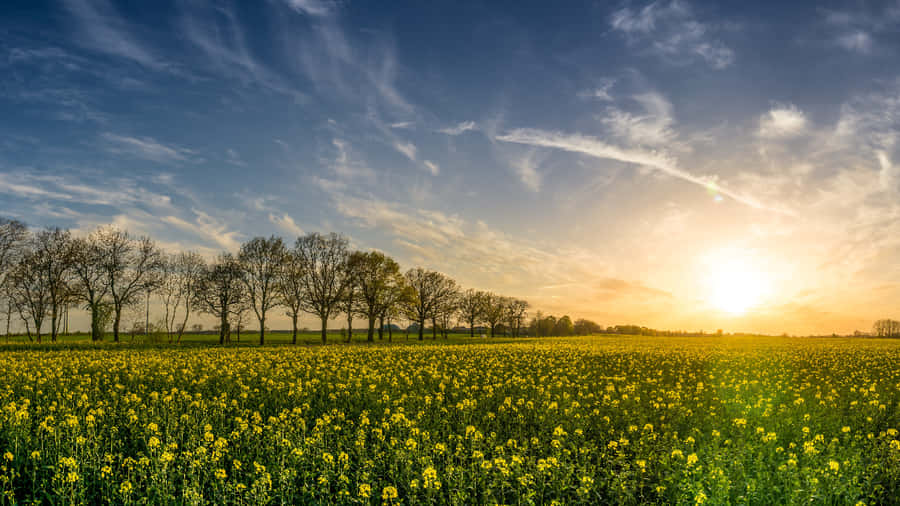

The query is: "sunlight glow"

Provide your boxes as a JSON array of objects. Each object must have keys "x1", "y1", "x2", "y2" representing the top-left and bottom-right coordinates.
[{"x1": 703, "y1": 252, "x2": 769, "y2": 315}]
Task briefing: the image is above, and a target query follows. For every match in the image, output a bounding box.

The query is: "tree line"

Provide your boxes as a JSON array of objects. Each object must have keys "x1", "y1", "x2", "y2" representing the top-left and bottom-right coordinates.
[
  {"x1": 873, "y1": 319, "x2": 900, "y2": 338},
  {"x1": 0, "y1": 218, "x2": 536, "y2": 345}
]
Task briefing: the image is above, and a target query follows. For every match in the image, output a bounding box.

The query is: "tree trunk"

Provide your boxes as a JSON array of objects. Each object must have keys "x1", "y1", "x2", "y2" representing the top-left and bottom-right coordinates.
[
  {"x1": 90, "y1": 303, "x2": 101, "y2": 341},
  {"x1": 470, "y1": 319, "x2": 475, "y2": 337},
  {"x1": 219, "y1": 313, "x2": 228, "y2": 345},
  {"x1": 50, "y1": 305, "x2": 58, "y2": 342},
  {"x1": 418, "y1": 318, "x2": 424, "y2": 341},
  {"x1": 490, "y1": 324, "x2": 495, "y2": 337},
  {"x1": 321, "y1": 315, "x2": 328, "y2": 344},
  {"x1": 379, "y1": 314, "x2": 385, "y2": 340},
  {"x1": 259, "y1": 316, "x2": 265, "y2": 346},
  {"x1": 432, "y1": 317, "x2": 437, "y2": 340},
  {"x1": 177, "y1": 304, "x2": 190, "y2": 344},
  {"x1": 291, "y1": 313, "x2": 298, "y2": 344},
  {"x1": 347, "y1": 312, "x2": 353, "y2": 343},
  {"x1": 387, "y1": 316, "x2": 392, "y2": 342},
  {"x1": 367, "y1": 315, "x2": 375, "y2": 343},
  {"x1": 113, "y1": 309, "x2": 121, "y2": 343}
]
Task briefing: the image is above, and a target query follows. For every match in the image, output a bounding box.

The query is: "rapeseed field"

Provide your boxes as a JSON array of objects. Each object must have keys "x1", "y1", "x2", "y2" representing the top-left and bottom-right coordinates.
[{"x1": 1, "y1": 336, "x2": 898, "y2": 504}]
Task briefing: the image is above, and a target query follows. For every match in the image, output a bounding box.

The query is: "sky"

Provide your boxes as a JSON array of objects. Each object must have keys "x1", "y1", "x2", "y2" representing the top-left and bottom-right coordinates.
[{"x1": 2, "y1": 0, "x2": 900, "y2": 335}]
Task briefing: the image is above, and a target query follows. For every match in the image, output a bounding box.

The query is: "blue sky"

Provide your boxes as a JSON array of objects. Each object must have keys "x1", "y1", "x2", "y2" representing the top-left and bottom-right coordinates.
[{"x1": 2, "y1": 0, "x2": 900, "y2": 334}]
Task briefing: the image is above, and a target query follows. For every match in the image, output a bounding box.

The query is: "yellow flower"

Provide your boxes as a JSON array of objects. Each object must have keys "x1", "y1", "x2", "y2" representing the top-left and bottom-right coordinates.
[
  {"x1": 687, "y1": 453, "x2": 699, "y2": 466},
  {"x1": 119, "y1": 481, "x2": 133, "y2": 495},
  {"x1": 828, "y1": 460, "x2": 840, "y2": 472},
  {"x1": 358, "y1": 483, "x2": 372, "y2": 498},
  {"x1": 215, "y1": 468, "x2": 227, "y2": 480},
  {"x1": 3, "y1": 452, "x2": 12, "y2": 462},
  {"x1": 382, "y1": 485, "x2": 399, "y2": 501}
]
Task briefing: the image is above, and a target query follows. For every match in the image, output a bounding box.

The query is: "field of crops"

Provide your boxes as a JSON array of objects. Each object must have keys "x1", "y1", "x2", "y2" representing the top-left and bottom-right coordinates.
[{"x1": 1, "y1": 336, "x2": 899, "y2": 504}]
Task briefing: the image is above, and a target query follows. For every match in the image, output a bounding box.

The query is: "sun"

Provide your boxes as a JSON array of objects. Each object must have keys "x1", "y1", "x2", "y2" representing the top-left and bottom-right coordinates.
[{"x1": 704, "y1": 254, "x2": 768, "y2": 315}]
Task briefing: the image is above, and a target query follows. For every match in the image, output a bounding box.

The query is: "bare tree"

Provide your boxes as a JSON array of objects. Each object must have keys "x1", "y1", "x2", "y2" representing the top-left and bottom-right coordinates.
[
  {"x1": 9, "y1": 249, "x2": 51, "y2": 342},
  {"x1": 96, "y1": 228, "x2": 163, "y2": 342},
  {"x1": 25, "y1": 228, "x2": 74, "y2": 342},
  {"x1": 294, "y1": 233, "x2": 349, "y2": 344},
  {"x1": 436, "y1": 290, "x2": 460, "y2": 339},
  {"x1": 482, "y1": 292, "x2": 509, "y2": 337},
  {"x1": 507, "y1": 299, "x2": 530, "y2": 337},
  {"x1": 403, "y1": 268, "x2": 457, "y2": 341},
  {"x1": 0, "y1": 218, "x2": 26, "y2": 281},
  {"x1": 195, "y1": 253, "x2": 245, "y2": 345},
  {"x1": 276, "y1": 247, "x2": 305, "y2": 344},
  {"x1": 874, "y1": 319, "x2": 900, "y2": 338},
  {"x1": 380, "y1": 279, "x2": 412, "y2": 342},
  {"x1": 458, "y1": 289, "x2": 487, "y2": 337},
  {"x1": 160, "y1": 252, "x2": 206, "y2": 343},
  {"x1": 0, "y1": 219, "x2": 26, "y2": 342},
  {"x1": 70, "y1": 233, "x2": 110, "y2": 341},
  {"x1": 239, "y1": 236, "x2": 286, "y2": 345},
  {"x1": 349, "y1": 251, "x2": 403, "y2": 342}
]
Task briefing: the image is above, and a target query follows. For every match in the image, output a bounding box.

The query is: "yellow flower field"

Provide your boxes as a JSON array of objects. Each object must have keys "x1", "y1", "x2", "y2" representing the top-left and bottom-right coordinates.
[{"x1": 1, "y1": 336, "x2": 899, "y2": 504}]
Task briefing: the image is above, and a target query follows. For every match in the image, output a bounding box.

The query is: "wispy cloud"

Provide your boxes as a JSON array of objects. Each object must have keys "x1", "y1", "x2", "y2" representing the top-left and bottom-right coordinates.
[
  {"x1": 578, "y1": 78, "x2": 616, "y2": 101},
  {"x1": 225, "y1": 148, "x2": 247, "y2": 167},
  {"x1": 101, "y1": 133, "x2": 192, "y2": 163},
  {"x1": 178, "y1": 1, "x2": 306, "y2": 100},
  {"x1": 423, "y1": 160, "x2": 440, "y2": 176},
  {"x1": 161, "y1": 209, "x2": 242, "y2": 252},
  {"x1": 269, "y1": 212, "x2": 305, "y2": 236},
  {"x1": 509, "y1": 151, "x2": 542, "y2": 192},
  {"x1": 439, "y1": 121, "x2": 477, "y2": 136},
  {"x1": 62, "y1": 0, "x2": 174, "y2": 72},
  {"x1": 602, "y1": 92, "x2": 676, "y2": 147},
  {"x1": 496, "y1": 128, "x2": 790, "y2": 214},
  {"x1": 393, "y1": 141, "x2": 417, "y2": 161},
  {"x1": 283, "y1": 0, "x2": 333, "y2": 17},
  {"x1": 821, "y1": 4, "x2": 900, "y2": 54},
  {"x1": 610, "y1": 0, "x2": 735, "y2": 69},
  {"x1": 330, "y1": 139, "x2": 376, "y2": 180},
  {"x1": 757, "y1": 104, "x2": 808, "y2": 138},
  {"x1": 836, "y1": 31, "x2": 873, "y2": 53}
]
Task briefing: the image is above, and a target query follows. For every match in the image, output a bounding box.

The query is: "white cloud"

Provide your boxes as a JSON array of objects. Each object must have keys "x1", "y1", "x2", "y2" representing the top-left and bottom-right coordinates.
[
  {"x1": 757, "y1": 104, "x2": 808, "y2": 138},
  {"x1": 62, "y1": 0, "x2": 168, "y2": 70},
  {"x1": 423, "y1": 160, "x2": 440, "y2": 176},
  {"x1": 496, "y1": 127, "x2": 790, "y2": 214},
  {"x1": 837, "y1": 31, "x2": 873, "y2": 53},
  {"x1": 283, "y1": 0, "x2": 332, "y2": 17},
  {"x1": 394, "y1": 141, "x2": 417, "y2": 161},
  {"x1": 580, "y1": 78, "x2": 616, "y2": 101},
  {"x1": 269, "y1": 213, "x2": 305, "y2": 237},
  {"x1": 438, "y1": 121, "x2": 477, "y2": 135},
  {"x1": 610, "y1": 0, "x2": 735, "y2": 69},
  {"x1": 602, "y1": 92, "x2": 676, "y2": 147},
  {"x1": 877, "y1": 151, "x2": 898, "y2": 192},
  {"x1": 331, "y1": 139, "x2": 376, "y2": 180},
  {"x1": 225, "y1": 148, "x2": 247, "y2": 167},
  {"x1": 509, "y1": 152, "x2": 542, "y2": 192},
  {"x1": 162, "y1": 209, "x2": 242, "y2": 252},
  {"x1": 101, "y1": 133, "x2": 191, "y2": 163}
]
